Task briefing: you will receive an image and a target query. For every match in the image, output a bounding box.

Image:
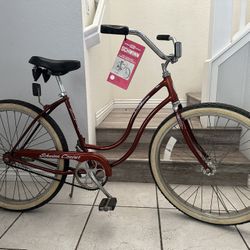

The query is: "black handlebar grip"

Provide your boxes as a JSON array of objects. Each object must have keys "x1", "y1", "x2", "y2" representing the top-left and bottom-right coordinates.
[
  {"x1": 156, "y1": 34, "x2": 171, "y2": 41},
  {"x1": 175, "y1": 42, "x2": 182, "y2": 58},
  {"x1": 101, "y1": 25, "x2": 129, "y2": 35}
]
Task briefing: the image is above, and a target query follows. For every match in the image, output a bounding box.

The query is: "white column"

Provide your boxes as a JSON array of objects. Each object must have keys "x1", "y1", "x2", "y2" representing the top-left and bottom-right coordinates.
[
  {"x1": 81, "y1": 0, "x2": 96, "y2": 144},
  {"x1": 239, "y1": 0, "x2": 247, "y2": 30},
  {"x1": 202, "y1": 0, "x2": 234, "y2": 103},
  {"x1": 208, "y1": 0, "x2": 234, "y2": 58}
]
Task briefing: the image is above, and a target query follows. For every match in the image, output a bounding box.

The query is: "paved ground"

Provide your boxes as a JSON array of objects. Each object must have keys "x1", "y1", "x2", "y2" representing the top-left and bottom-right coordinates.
[{"x1": 0, "y1": 182, "x2": 249, "y2": 250}]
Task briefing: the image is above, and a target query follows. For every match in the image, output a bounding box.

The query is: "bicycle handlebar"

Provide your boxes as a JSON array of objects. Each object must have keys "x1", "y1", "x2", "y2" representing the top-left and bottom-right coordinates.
[
  {"x1": 128, "y1": 29, "x2": 169, "y2": 60},
  {"x1": 100, "y1": 25, "x2": 129, "y2": 35},
  {"x1": 100, "y1": 24, "x2": 182, "y2": 62}
]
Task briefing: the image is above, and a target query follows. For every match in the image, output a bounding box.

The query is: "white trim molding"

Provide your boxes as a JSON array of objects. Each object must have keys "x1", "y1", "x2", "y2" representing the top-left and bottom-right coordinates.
[
  {"x1": 96, "y1": 100, "x2": 114, "y2": 126},
  {"x1": 84, "y1": 0, "x2": 106, "y2": 49},
  {"x1": 113, "y1": 99, "x2": 186, "y2": 109}
]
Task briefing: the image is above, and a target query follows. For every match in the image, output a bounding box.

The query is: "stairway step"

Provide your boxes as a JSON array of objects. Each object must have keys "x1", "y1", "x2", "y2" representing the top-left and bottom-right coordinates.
[
  {"x1": 96, "y1": 128, "x2": 155, "y2": 144},
  {"x1": 97, "y1": 108, "x2": 171, "y2": 129},
  {"x1": 97, "y1": 126, "x2": 242, "y2": 145},
  {"x1": 186, "y1": 92, "x2": 201, "y2": 106},
  {"x1": 96, "y1": 108, "x2": 247, "y2": 184},
  {"x1": 96, "y1": 108, "x2": 242, "y2": 145},
  {"x1": 104, "y1": 146, "x2": 249, "y2": 185},
  {"x1": 102, "y1": 145, "x2": 248, "y2": 163},
  {"x1": 109, "y1": 160, "x2": 249, "y2": 185},
  {"x1": 109, "y1": 158, "x2": 250, "y2": 185}
]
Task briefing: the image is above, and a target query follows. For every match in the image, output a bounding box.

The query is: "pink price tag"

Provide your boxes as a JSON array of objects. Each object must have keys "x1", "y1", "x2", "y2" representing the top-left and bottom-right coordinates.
[{"x1": 107, "y1": 39, "x2": 145, "y2": 90}]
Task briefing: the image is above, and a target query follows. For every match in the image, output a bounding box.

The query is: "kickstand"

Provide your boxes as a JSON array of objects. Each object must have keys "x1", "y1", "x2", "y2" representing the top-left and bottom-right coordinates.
[{"x1": 69, "y1": 175, "x2": 76, "y2": 198}]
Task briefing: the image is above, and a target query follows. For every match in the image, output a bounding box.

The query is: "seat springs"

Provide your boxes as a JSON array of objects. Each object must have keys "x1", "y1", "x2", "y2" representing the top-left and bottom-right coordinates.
[{"x1": 32, "y1": 66, "x2": 51, "y2": 83}]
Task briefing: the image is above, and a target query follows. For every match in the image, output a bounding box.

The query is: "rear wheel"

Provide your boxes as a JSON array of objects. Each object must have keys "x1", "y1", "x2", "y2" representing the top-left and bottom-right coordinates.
[
  {"x1": 0, "y1": 100, "x2": 68, "y2": 211},
  {"x1": 150, "y1": 103, "x2": 250, "y2": 225}
]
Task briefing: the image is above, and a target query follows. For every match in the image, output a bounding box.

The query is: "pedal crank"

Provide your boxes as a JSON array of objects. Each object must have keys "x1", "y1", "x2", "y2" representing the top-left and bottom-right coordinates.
[
  {"x1": 75, "y1": 161, "x2": 107, "y2": 190},
  {"x1": 88, "y1": 171, "x2": 117, "y2": 211},
  {"x1": 75, "y1": 161, "x2": 117, "y2": 211}
]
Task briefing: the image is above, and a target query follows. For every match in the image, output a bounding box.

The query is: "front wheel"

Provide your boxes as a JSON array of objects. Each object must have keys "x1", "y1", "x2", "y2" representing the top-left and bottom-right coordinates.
[{"x1": 149, "y1": 103, "x2": 250, "y2": 225}]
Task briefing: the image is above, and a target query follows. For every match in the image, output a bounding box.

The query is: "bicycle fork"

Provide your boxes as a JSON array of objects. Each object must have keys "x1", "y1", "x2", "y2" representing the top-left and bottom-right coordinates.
[{"x1": 173, "y1": 102, "x2": 215, "y2": 175}]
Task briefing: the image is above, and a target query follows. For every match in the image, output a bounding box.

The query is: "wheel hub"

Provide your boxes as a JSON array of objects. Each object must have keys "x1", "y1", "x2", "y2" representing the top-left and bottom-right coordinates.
[
  {"x1": 2, "y1": 152, "x2": 11, "y2": 164},
  {"x1": 202, "y1": 158, "x2": 217, "y2": 176}
]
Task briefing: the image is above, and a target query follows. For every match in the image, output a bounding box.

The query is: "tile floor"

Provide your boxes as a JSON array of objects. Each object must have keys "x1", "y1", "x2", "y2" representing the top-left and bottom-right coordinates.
[{"x1": 0, "y1": 182, "x2": 249, "y2": 250}]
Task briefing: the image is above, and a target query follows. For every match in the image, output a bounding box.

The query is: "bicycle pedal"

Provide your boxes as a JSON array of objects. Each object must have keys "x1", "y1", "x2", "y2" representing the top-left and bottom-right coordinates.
[{"x1": 99, "y1": 197, "x2": 117, "y2": 211}]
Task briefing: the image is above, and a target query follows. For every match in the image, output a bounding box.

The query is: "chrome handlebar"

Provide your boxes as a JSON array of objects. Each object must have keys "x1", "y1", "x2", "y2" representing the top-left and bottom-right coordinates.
[
  {"x1": 129, "y1": 29, "x2": 170, "y2": 60},
  {"x1": 101, "y1": 24, "x2": 182, "y2": 63}
]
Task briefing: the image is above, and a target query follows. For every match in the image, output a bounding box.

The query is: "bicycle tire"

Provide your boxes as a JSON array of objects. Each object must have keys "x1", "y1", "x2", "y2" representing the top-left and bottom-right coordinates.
[
  {"x1": 0, "y1": 99, "x2": 69, "y2": 211},
  {"x1": 124, "y1": 67, "x2": 131, "y2": 79},
  {"x1": 149, "y1": 102, "x2": 250, "y2": 225}
]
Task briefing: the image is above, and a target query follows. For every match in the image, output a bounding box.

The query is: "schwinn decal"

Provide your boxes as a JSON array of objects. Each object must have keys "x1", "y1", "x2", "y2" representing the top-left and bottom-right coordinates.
[{"x1": 39, "y1": 153, "x2": 81, "y2": 160}]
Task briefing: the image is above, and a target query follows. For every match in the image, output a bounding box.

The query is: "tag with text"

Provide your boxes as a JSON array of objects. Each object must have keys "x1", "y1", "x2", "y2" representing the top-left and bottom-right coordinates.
[{"x1": 107, "y1": 39, "x2": 145, "y2": 90}]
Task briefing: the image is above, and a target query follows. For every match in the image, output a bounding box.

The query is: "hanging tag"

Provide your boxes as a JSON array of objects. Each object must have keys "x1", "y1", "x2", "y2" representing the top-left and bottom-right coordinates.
[{"x1": 107, "y1": 39, "x2": 145, "y2": 90}]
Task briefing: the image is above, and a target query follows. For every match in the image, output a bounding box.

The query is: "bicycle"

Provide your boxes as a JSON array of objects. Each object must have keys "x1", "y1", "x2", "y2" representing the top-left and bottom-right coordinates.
[
  {"x1": 0, "y1": 24, "x2": 250, "y2": 226},
  {"x1": 114, "y1": 59, "x2": 131, "y2": 79}
]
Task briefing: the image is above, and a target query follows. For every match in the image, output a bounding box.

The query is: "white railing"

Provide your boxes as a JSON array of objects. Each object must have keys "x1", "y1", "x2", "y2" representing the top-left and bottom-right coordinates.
[
  {"x1": 83, "y1": 0, "x2": 106, "y2": 48},
  {"x1": 202, "y1": 0, "x2": 250, "y2": 104},
  {"x1": 239, "y1": 0, "x2": 248, "y2": 31}
]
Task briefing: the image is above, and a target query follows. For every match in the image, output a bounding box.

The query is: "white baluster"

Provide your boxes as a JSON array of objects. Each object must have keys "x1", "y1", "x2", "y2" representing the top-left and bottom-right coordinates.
[{"x1": 239, "y1": 0, "x2": 247, "y2": 30}]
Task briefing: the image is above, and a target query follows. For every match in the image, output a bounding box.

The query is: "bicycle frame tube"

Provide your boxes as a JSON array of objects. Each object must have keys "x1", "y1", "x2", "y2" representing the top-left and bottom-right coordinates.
[
  {"x1": 85, "y1": 76, "x2": 179, "y2": 166},
  {"x1": 11, "y1": 97, "x2": 68, "y2": 152},
  {"x1": 11, "y1": 96, "x2": 86, "y2": 152},
  {"x1": 10, "y1": 75, "x2": 210, "y2": 175},
  {"x1": 85, "y1": 75, "x2": 210, "y2": 170},
  {"x1": 11, "y1": 76, "x2": 177, "y2": 172}
]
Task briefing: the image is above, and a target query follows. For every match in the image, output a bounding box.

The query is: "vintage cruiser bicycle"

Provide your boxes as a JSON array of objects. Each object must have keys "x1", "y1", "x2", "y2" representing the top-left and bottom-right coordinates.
[{"x1": 0, "y1": 25, "x2": 250, "y2": 225}]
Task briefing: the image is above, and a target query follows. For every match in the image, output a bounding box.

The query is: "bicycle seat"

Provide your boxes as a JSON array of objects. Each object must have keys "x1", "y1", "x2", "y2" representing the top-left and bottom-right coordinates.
[{"x1": 29, "y1": 56, "x2": 81, "y2": 76}]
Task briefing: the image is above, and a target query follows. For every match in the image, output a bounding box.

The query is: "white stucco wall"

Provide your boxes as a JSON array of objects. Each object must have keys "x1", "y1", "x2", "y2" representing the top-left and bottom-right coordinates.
[
  {"x1": 0, "y1": 0, "x2": 88, "y2": 149},
  {"x1": 90, "y1": 0, "x2": 211, "y2": 116},
  {"x1": 87, "y1": 0, "x2": 114, "y2": 118},
  {"x1": 111, "y1": 0, "x2": 211, "y2": 100}
]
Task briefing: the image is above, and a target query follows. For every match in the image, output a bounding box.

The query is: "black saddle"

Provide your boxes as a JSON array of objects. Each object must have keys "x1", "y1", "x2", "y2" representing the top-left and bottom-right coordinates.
[{"x1": 29, "y1": 56, "x2": 81, "y2": 76}]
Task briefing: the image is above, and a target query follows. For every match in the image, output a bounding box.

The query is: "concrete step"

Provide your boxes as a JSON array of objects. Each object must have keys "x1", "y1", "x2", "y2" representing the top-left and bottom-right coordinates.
[
  {"x1": 186, "y1": 92, "x2": 201, "y2": 106},
  {"x1": 102, "y1": 145, "x2": 250, "y2": 185},
  {"x1": 96, "y1": 108, "x2": 247, "y2": 184},
  {"x1": 97, "y1": 125, "x2": 242, "y2": 147},
  {"x1": 97, "y1": 108, "x2": 171, "y2": 129},
  {"x1": 96, "y1": 108, "x2": 170, "y2": 146}
]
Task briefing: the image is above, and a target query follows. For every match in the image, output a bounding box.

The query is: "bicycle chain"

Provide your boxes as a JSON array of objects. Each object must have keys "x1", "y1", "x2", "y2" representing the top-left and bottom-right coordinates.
[{"x1": 6, "y1": 163, "x2": 91, "y2": 191}]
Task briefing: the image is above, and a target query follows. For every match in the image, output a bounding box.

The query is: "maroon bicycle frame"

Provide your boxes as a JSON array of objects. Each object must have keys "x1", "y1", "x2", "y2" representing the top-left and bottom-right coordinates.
[{"x1": 5, "y1": 75, "x2": 211, "y2": 178}]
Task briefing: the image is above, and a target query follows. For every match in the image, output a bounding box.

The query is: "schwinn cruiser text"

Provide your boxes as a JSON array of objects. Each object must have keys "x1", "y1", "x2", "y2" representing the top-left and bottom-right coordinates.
[{"x1": 39, "y1": 153, "x2": 81, "y2": 160}]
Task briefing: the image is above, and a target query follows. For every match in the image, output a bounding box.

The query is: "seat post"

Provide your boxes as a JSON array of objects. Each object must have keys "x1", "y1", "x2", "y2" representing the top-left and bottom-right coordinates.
[{"x1": 55, "y1": 76, "x2": 67, "y2": 97}]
